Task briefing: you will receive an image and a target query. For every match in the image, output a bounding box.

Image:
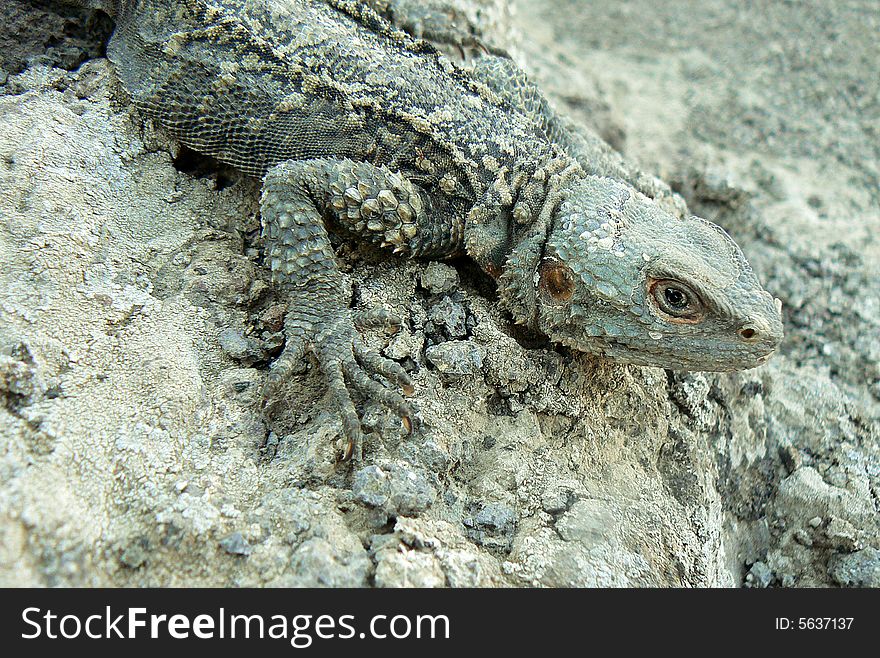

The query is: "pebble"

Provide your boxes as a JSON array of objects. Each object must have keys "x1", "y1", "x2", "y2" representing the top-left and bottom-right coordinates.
[
  {"x1": 419, "y1": 262, "x2": 459, "y2": 294},
  {"x1": 425, "y1": 341, "x2": 484, "y2": 376},
  {"x1": 352, "y1": 462, "x2": 437, "y2": 517},
  {"x1": 219, "y1": 532, "x2": 252, "y2": 556},
  {"x1": 428, "y1": 296, "x2": 468, "y2": 338}
]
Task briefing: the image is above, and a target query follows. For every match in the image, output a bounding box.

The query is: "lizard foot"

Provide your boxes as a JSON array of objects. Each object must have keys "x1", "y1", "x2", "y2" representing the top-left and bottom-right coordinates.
[{"x1": 268, "y1": 308, "x2": 414, "y2": 463}]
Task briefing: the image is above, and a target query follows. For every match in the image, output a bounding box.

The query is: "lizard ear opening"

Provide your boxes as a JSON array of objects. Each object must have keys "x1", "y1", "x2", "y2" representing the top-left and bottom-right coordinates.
[{"x1": 538, "y1": 258, "x2": 575, "y2": 303}]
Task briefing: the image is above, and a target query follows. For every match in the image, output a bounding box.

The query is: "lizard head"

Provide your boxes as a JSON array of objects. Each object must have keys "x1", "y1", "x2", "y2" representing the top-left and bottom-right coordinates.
[{"x1": 498, "y1": 176, "x2": 783, "y2": 371}]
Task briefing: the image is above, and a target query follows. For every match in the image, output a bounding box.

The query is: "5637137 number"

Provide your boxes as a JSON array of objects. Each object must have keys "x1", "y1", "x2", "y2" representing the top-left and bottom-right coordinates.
[{"x1": 775, "y1": 617, "x2": 854, "y2": 630}]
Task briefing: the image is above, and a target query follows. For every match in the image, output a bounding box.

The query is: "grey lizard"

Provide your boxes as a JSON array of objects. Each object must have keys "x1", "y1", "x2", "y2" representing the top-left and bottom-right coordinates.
[{"x1": 56, "y1": 0, "x2": 784, "y2": 460}]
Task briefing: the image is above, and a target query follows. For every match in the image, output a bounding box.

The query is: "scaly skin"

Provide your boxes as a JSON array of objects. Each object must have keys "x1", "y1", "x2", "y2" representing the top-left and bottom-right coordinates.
[{"x1": 61, "y1": 0, "x2": 784, "y2": 460}]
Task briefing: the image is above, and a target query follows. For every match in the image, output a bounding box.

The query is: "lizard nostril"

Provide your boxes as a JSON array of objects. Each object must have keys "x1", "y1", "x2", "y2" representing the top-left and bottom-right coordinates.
[{"x1": 739, "y1": 327, "x2": 758, "y2": 341}]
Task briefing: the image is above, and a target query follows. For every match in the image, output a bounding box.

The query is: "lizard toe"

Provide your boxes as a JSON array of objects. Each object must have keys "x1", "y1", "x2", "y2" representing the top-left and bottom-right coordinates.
[
  {"x1": 342, "y1": 359, "x2": 413, "y2": 427},
  {"x1": 325, "y1": 358, "x2": 365, "y2": 463},
  {"x1": 352, "y1": 307, "x2": 403, "y2": 334},
  {"x1": 353, "y1": 338, "x2": 413, "y2": 394},
  {"x1": 266, "y1": 336, "x2": 307, "y2": 384}
]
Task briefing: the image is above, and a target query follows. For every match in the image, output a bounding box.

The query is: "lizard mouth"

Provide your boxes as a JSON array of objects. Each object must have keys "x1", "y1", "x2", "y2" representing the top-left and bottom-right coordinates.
[
  {"x1": 597, "y1": 337, "x2": 779, "y2": 372},
  {"x1": 753, "y1": 349, "x2": 777, "y2": 367}
]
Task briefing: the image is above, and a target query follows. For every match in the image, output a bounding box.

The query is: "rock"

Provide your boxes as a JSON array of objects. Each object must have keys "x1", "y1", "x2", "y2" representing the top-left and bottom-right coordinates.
[
  {"x1": 779, "y1": 444, "x2": 803, "y2": 474},
  {"x1": 218, "y1": 328, "x2": 252, "y2": 361},
  {"x1": 427, "y1": 296, "x2": 468, "y2": 339},
  {"x1": 464, "y1": 501, "x2": 517, "y2": 552},
  {"x1": 353, "y1": 462, "x2": 437, "y2": 517},
  {"x1": 285, "y1": 537, "x2": 371, "y2": 588},
  {"x1": 425, "y1": 341, "x2": 485, "y2": 376},
  {"x1": 419, "y1": 262, "x2": 459, "y2": 294},
  {"x1": 828, "y1": 548, "x2": 880, "y2": 588},
  {"x1": 772, "y1": 468, "x2": 876, "y2": 528},
  {"x1": 824, "y1": 517, "x2": 863, "y2": 552},
  {"x1": 219, "y1": 532, "x2": 252, "y2": 556},
  {"x1": 744, "y1": 561, "x2": 773, "y2": 588},
  {"x1": 119, "y1": 539, "x2": 151, "y2": 570},
  {"x1": 373, "y1": 542, "x2": 446, "y2": 588},
  {"x1": 0, "y1": 0, "x2": 112, "y2": 75}
]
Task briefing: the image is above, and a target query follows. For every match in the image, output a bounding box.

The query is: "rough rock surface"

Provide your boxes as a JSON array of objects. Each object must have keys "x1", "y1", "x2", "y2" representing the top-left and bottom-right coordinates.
[{"x1": 0, "y1": 0, "x2": 877, "y2": 587}]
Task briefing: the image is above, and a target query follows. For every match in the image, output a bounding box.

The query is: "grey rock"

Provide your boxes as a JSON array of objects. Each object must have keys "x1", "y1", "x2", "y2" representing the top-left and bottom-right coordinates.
[
  {"x1": 825, "y1": 517, "x2": 863, "y2": 552},
  {"x1": 464, "y1": 501, "x2": 517, "y2": 552},
  {"x1": 427, "y1": 296, "x2": 468, "y2": 339},
  {"x1": 425, "y1": 341, "x2": 485, "y2": 376},
  {"x1": 373, "y1": 543, "x2": 446, "y2": 588},
  {"x1": 0, "y1": 0, "x2": 112, "y2": 75},
  {"x1": 119, "y1": 539, "x2": 151, "y2": 569},
  {"x1": 218, "y1": 328, "x2": 252, "y2": 361},
  {"x1": 828, "y1": 548, "x2": 880, "y2": 588},
  {"x1": 772, "y1": 468, "x2": 876, "y2": 528},
  {"x1": 419, "y1": 262, "x2": 459, "y2": 295},
  {"x1": 286, "y1": 537, "x2": 371, "y2": 588},
  {"x1": 744, "y1": 561, "x2": 773, "y2": 588},
  {"x1": 353, "y1": 462, "x2": 437, "y2": 517},
  {"x1": 219, "y1": 532, "x2": 252, "y2": 556}
]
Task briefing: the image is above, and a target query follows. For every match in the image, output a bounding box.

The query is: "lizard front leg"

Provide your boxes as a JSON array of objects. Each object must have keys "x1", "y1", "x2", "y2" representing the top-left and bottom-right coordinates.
[{"x1": 260, "y1": 158, "x2": 448, "y2": 461}]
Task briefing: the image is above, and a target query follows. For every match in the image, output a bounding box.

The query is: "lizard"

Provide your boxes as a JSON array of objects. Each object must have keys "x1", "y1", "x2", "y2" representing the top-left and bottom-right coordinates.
[{"x1": 56, "y1": 0, "x2": 784, "y2": 460}]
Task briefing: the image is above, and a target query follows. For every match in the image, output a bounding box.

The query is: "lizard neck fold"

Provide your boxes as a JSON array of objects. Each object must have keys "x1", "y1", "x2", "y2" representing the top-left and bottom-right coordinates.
[
  {"x1": 464, "y1": 148, "x2": 581, "y2": 273},
  {"x1": 497, "y1": 238, "x2": 541, "y2": 329},
  {"x1": 492, "y1": 151, "x2": 584, "y2": 330}
]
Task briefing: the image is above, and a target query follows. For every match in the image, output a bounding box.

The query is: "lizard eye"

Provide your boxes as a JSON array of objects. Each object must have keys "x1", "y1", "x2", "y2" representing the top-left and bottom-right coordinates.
[
  {"x1": 538, "y1": 258, "x2": 575, "y2": 303},
  {"x1": 650, "y1": 279, "x2": 704, "y2": 322},
  {"x1": 664, "y1": 286, "x2": 687, "y2": 309}
]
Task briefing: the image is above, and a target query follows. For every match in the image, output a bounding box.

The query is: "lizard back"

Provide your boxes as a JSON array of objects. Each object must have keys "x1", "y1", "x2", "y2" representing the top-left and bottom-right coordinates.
[{"x1": 107, "y1": 0, "x2": 551, "y2": 201}]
